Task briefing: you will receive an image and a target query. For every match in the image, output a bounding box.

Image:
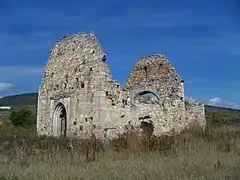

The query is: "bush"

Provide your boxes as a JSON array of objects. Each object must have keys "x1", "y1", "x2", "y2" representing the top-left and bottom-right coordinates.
[{"x1": 9, "y1": 108, "x2": 36, "y2": 128}]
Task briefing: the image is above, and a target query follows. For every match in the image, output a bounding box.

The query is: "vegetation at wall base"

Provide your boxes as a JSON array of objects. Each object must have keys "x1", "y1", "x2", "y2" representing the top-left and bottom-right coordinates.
[
  {"x1": 0, "y1": 122, "x2": 239, "y2": 179},
  {"x1": 9, "y1": 108, "x2": 36, "y2": 128},
  {"x1": 0, "y1": 93, "x2": 240, "y2": 178}
]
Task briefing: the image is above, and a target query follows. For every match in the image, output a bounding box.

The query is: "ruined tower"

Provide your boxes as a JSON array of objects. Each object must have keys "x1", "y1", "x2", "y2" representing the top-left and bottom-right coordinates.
[
  {"x1": 125, "y1": 54, "x2": 186, "y2": 134},
  {"x1": 37, "y1": 32, "x2": 206, "y2": 139}
]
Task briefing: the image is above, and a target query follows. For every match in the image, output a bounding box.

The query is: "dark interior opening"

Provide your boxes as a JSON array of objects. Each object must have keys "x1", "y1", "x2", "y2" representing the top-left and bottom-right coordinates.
[
  {"x1": 59, "y1": 106, "x2": 67, "y2": 136},
  {"x1": 140, "y1": 121, "x2": 154, "y2": 136},
  {"x1": 102, "y1": 55, "x2": 107, "y2": 62},
  {"x1": 81, "y1": 82, "x2": 85, "y2": 88},
  {"x1": 79, "y1": 125, "x2": 83, "y2": 131}
]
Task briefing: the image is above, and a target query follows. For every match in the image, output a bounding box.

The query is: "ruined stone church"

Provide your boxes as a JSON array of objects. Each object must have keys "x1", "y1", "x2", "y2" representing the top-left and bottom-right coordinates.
[{"x1": 37, "y1": 32, "x2": 206, "y2": 139}]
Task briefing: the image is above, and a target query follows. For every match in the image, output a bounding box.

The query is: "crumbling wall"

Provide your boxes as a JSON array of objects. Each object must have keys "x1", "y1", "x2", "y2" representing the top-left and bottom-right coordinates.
[
  {"x1": 125, "y1": 55, "x2": 186, "y2": 134},
  {"x1": 125, "y1": 55, "x2": 184, "y2": 99},
  {"x1": 37, "y1": 31, "x2": 206, "y2": 140},
  {"x1": 185, "y1": 100, "x2": 206, "y2": 129},
  {"x1": 37, "y1": 32, "x2": 121, "y2": 139}
]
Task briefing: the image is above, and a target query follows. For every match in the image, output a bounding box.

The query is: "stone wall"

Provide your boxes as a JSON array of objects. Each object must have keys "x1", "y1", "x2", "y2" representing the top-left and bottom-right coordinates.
[
  {"x1": 185, "y1": 100, "x2": 206, "y2": 129},
  {"x1": 37, "y1": 32, "x2": 116, "y2": 138},
  {"x1": 125, "y1": 55, "x2": 186, "y2": 134},
  {"x1": 37, "y1": 31, "x2": 206, "y2": 140}
]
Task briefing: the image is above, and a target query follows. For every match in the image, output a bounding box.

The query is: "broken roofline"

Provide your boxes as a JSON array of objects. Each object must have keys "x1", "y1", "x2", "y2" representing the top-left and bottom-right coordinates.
[{"x1": 49, "y1": 31, "x2": 203, "y2": 103}]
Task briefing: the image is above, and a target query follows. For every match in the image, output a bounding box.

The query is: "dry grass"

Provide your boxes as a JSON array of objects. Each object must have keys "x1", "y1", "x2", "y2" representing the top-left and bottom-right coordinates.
[{"x1": 0, "y1": 124, "x2": 239, "y2": 180}]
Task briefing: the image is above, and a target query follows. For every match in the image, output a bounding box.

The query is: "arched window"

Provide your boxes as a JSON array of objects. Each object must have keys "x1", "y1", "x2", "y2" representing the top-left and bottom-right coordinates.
[{"x1": 134, "y1": 91, "x2": 160, "y2": 104}]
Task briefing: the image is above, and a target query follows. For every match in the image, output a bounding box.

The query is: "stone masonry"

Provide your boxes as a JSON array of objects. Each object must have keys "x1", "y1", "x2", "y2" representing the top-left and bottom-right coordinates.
[{"x1": 37, "y1": 31, "x2": 206, "y2": 140}]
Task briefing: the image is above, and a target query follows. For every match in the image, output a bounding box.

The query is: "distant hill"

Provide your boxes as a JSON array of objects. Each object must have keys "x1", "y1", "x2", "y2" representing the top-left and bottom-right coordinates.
[
  {"x1": 0, "y1": 93, "x2": 38, "y2": 107},
  {"x1": 0, "y1": 93, "x2": 239, "y2": 125},
  {"x1": 205, "y1": 105, "x2": 240, "y2": 126}
]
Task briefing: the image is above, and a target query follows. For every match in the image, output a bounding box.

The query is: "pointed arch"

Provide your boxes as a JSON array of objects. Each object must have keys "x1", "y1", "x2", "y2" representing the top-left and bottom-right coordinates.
[{"x1": 53, "y1": 102, "x2": 67, "y2": 137}]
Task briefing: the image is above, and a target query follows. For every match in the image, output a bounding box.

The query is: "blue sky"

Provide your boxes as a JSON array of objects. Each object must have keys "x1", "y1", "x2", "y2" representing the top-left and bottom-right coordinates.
[{"x1": 0, "y1": 0, "x2": 240, "y2": 109}]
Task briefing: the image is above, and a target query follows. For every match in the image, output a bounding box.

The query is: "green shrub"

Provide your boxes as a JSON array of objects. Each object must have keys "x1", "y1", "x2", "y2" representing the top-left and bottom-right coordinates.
[{"x1": 9, "y1": 108, "x2": 36, "y2": 128}]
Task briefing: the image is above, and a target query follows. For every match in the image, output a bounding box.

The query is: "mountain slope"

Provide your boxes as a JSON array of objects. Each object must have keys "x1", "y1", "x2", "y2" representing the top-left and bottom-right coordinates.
[
  {"x1": 205, "y1": 105, "x2": 240, "y2": 125},
  {"x1": 0, "y1": 93, "x2": 38, "y2": 107}
]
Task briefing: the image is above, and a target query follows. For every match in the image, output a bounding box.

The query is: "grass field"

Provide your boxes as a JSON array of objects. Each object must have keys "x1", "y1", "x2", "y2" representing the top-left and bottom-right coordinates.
[{"x1": 0, "y1": 123, "x2": 239, "y2": 180}]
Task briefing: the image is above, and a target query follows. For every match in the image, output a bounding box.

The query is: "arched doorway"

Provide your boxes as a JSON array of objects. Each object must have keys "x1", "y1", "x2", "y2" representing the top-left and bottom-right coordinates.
[{"x1": 53, "y1": 103, "x2": 67, "y2": 137}]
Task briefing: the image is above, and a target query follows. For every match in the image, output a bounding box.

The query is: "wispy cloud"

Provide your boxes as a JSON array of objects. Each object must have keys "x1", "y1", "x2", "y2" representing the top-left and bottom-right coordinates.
[
  {"x1": 185, "y1": 79, "x2": 240, "y2": 86},
  {"x1": 185, "y1": 96, "x2": 240, "y2": 110},
  {"x1": 186, "y1": 32, "x2": 240, "y2": 55},
  {"x1": 31, "y1": 32, "x2": 54, "y2": 38},
  {"x1": 0, "y1": 82, "x2": 13, "y2": 94},
  {"x1": 207, "y1": 97, "x2": 240, "y2": 110},
  {"x1": 0, "y1": 32, "x2": 54, "y2": 53},
  {"x1": 89, "y1": 5, "x2": 240, "y2": 57},
  {"x1": 0, "y1": 14, "x2": 84, "y2": 54},
  {"x1": 0, "y1": 66, "x2": 43, "y2": 97},
  {"x1": 41, "y1": 15, "x2": 85, "y2": 28},
  {"x1": 184, "y1": 78, "x2": 209, "y2": 84},
  {"x1": 1, "y1": 3, "x2": 236, "y2": 57},
  {"x1": 185, "y1": 96, "x2": 203, "y2": 103},
  {"x1": 91, "y1": 7, "x2": 216, "y2": 29},
  {"x1": 0, "y1": 66, "x2": 43, "y2": 81}
]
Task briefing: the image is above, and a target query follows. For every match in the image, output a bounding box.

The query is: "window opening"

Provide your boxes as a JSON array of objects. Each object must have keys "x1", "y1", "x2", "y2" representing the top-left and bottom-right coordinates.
[
  {"x1": 102, "y1": 55, "x2": 107, "y2": 62},
  {"x1": 81, "y1": 82, "x2": 85, "y2": 88}
]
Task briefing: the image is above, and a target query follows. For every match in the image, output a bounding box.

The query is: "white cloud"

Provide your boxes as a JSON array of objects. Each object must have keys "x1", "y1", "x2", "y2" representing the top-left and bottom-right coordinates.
[
  {"x1": 209, "y1": 97, "x2": 221, "y2": 104},
  {"x1": 0, "y1": 82, "x2": 13, "y2": 92},
  {"x1": 207, "y1": 97, "x2": 240, "y2": 110},
  {"x1": 185, "y1": 96, "x2": 195, "y2": 101},
  {"x1": 185, "y1": 96, "x2": 204, "y2": 104},
  {"x1": 0, "y1": 66, "x2": 42, "y2": 97},
  {"x1": 185, "y1": 96, "x2": 240, "y2": 110}
]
